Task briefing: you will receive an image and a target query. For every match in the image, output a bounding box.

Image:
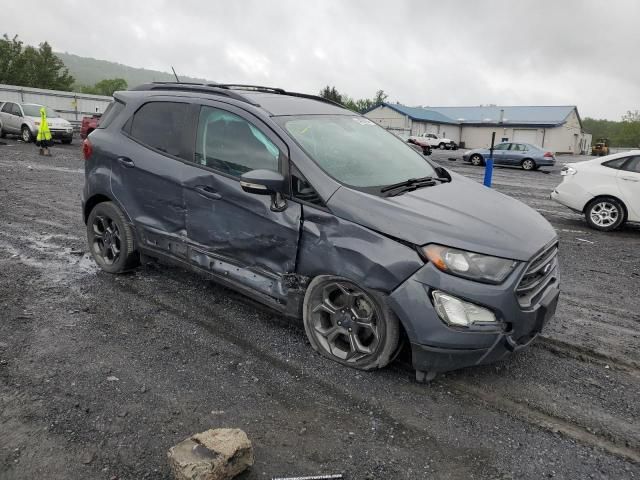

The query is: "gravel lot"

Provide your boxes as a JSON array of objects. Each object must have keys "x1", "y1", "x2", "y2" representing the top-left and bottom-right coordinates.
[{"x1": 1, "y1": 139, "x2": 639, "y2": 479}]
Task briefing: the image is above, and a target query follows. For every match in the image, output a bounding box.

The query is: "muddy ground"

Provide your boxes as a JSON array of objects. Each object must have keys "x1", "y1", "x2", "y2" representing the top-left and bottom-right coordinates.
[{"x1": 0, "y1": 139, "x2": 639, "y2": 480}]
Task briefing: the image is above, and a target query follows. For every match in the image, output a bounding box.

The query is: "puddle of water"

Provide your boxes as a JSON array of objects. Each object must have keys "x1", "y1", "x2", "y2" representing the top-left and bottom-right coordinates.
[{"x1": 0, "y1": 233, "x2": 98, "y2": 284}]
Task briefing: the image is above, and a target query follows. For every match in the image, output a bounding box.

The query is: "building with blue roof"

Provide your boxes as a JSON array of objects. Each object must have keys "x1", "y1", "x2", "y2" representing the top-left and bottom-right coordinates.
[{"x1": 365, "y1": 103, "x2": 592, "y2": 154}]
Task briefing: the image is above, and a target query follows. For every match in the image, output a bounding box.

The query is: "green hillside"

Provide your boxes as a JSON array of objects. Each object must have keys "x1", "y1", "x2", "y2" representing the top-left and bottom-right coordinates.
[{"x1": 56, "y1": 52, "x2": 211, "y2": 89}]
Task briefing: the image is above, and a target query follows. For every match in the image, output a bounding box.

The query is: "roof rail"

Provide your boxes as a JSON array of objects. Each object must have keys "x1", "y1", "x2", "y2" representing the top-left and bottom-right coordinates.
[
  {"x1": 130, "y1": 82, "x2": 260, "y2": 106},
  {"x1": 214, "y1": 84, "x2": 287, "y2": 94},
  {"x1": 213, "y1": 84, "x2": 345, "y2": 108},
  {"x1": 131, "y1": 82, "x2": 347, "y2": 110}
]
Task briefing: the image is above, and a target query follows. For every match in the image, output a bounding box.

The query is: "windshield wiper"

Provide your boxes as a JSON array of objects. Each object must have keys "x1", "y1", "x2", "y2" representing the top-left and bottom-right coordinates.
[{"x1": 380, "y1": 176, "x2": 449, "y2": 196}]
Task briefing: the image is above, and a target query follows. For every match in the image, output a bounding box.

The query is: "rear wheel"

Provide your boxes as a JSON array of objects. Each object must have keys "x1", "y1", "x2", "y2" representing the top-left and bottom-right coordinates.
[
  {"x1": 21, "y1": 126, "x2": 33, "y2": 143},
  {"x1": 521, "y1": 158, "x2": 536, "y2": 170},
  {"x1": 470, "y1": 154, "x2": 484, "y2": 166},
  {"x1": 303, "y1": 276, "x2": 399, "y2": 371},
  {"x1": 585, "y1": 197, "x2": 625, "y2": 231},
  {"x1": 438, "y1": 142, "x2": 446, "y2": 150},
  {"x1": 87, "y1": 202, "x2": 139, "y2": 273}
]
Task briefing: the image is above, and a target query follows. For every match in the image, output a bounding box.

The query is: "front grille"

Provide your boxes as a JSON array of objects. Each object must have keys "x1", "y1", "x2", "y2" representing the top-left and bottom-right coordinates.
[{"x1": 516, "y1": 242, "x2": 558, "y2": 308}]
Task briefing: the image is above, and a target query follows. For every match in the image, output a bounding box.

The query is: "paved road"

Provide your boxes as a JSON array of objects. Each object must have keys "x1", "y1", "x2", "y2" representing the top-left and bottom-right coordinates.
[{"x1": 1, "y1": 140, "x2": 639, "y2": 479}]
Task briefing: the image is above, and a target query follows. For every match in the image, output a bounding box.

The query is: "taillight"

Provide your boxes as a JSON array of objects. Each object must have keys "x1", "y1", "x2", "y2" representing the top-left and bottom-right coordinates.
[
  {"x1": 82, "y1": 139, "x2": 93, "y2": 160},
  {"x1": 544, "y1": 151, "x2": 554, "y2": 158}
]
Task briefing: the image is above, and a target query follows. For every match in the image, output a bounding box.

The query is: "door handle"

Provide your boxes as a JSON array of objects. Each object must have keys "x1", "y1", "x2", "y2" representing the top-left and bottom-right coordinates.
[
  {"x1": 621, "y1": 177, "x2": 639, "y2": 182},
  {"x1": 117, "y1": 156, "x2": 135, "y2": 168},
  {"x1": 194, "y1": 185, "x2": 222, "y2": 200}
]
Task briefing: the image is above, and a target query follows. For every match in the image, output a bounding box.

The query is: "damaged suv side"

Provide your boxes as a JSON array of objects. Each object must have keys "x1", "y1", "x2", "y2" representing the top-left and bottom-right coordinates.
[{"x1": 82, "y1": 83, "x2": 559, "y2": 379}]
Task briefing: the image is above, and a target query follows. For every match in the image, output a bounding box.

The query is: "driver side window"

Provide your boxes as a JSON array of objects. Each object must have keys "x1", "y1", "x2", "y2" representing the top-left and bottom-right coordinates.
[
  {"x1": 194, "y1": 106, "x2": 280, "y2": 177},
  {"x1": 494, "y1": 143, "x2": 510, "y2": 151}
]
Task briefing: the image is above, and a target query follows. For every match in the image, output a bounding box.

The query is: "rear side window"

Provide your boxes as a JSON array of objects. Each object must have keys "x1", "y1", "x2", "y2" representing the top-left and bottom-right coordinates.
[
  {"x1": 622, "y1": 156, "x2": 640, "y2": 173},
  {"x1": 98, "y1": 100, "x2": 125, "y2": 129},
  {"x1": 603, "y1": 158, "x2": 627, "y2": 170},
  {"x1": 1, "y1": 102, "x2": 12, "y2": 113},
  {"x1": 129, "y1": 102, "x2": 190, "y2": 158},
  {"x1": 193, "y1": 106, "x2": 280, "y2": 177}
]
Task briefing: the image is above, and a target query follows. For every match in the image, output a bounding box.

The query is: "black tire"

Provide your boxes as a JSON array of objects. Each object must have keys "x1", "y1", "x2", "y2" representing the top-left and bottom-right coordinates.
[
  {"x1": 422, "y1": 146, "x2": 431, "y2": 156},
  {"x1": 61, "y1": 138, "x2": 73, "y2": 145},
  {"x1": 584, "y1": 197, "x2": 625, "y2": 232},
  {"x1": 470, "y1": 154, "x2": 484, "y2": 166},
  {"x1": 521, "y1": 158, "x2": 536, "y2": 171},
  {"x1": 0, "y1": 125, "x2": 5, "y2": 138},
  {"x1": 87, "y1": 201, "x2": 139, "y2": 273},
  {"x1": 21, "y1": 126, "x2": 33, "y2": 143},
  {"x1": 303, "y1": 275, "x2": 399, "y2": 371},
  {"x1": 438, "y1": 142, "x2": 446, "y2": 150}
]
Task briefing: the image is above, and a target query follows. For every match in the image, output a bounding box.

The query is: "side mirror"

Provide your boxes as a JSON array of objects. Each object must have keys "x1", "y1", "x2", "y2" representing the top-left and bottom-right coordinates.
[
  {"x1": 240, "y1": 169, "x2": 288, "y2": 212},
  {"x1": 240, "y1": 169, "x2": 286, "y2": 195}
]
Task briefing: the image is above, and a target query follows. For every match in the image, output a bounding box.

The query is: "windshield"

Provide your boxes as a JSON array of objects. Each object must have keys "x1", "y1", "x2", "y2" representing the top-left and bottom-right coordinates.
[
  {"x1": 22, "y1": 105, "x2": 59, "y2": 118},
  {"x1": 280, "y1": 115, "x2": 438, "y2": 188}
]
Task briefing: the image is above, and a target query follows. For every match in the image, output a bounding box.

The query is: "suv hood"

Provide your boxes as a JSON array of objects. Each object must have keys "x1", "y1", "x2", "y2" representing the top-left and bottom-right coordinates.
[
  {"x1": 327, "y1": 172, "x2": 556, "y2": 261},
  {"x1": 26, "y1": 116, "x2": 71, "y2": 128}
]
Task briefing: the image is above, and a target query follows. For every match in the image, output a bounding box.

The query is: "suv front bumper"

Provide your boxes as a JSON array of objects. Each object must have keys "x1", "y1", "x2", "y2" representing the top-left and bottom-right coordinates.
[{"x1": 388, "y1": 258, "x2": 559, "y2": 373}]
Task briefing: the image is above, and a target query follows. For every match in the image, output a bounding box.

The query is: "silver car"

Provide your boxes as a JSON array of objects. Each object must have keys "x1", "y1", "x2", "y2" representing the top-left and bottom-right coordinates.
[
  {"x1": 0, "y1": 102, "x2": 74, "y2": 144},
  {"x1": 462, "y1": 142, "x2": 556, "y2": 170}
]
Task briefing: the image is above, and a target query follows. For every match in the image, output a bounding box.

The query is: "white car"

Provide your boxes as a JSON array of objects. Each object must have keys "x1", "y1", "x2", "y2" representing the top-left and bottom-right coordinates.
[
  {"x1": 0, "y1": 102, "x2": 74, "y2": 144},
  {"x1": 408, "y1": 132, "x2": 456, "y2": 150},
  {"x1": 551, "y1": 151, "x2": 640, "y2": 231}
]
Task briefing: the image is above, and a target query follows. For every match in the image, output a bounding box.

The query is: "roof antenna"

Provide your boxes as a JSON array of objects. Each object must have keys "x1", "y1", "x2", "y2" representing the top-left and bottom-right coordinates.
[{"x1": 171, "y1": 66, "x2": 180, "y2": 83}]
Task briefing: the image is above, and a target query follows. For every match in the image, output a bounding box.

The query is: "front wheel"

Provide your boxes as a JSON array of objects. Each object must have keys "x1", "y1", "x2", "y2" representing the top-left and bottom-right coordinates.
[
  {"x1": 303, "y1": 276, "x2": 399, "y2": 371},
  {"x1": 470, "y1": 154, "x2": 484, "y2": 166},
  {"x1": 21, "y1": 126, "x2": 33, "y2": 143},
  {"x1": 61, "y1": 138, "x2": 73, "y2": 145},
  {"x1": 521, "y1": 158, "x2": 536, "y2": 170},
  {"x1": 585, "y1": 197, "x2": 625, "y2": 231},
  {"x1": 87, "y1": 201, "x2": 139, "y2": 273}
]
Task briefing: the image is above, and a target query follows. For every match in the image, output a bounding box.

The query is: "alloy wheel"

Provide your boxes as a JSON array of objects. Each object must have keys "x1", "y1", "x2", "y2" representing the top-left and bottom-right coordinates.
[
  {"x1": 308, "y1": 282, "x2": 380, "y2": 363},
  {"x1": 91, "y1": 215, "x2": 122, "y2": 265},
  {"x1": 22, "y1": 128, "x2": 31, "y2": 142},
  {"x1": 522, "y1": 159, "x2": 535, "y2": 170},
  {"x1": 590, "y1": 201, "x2": 619, "y2": 228}
]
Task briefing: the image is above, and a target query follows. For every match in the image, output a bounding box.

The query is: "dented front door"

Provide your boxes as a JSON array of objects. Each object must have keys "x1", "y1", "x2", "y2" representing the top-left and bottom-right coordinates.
[{"x1": 182, "y1": 102, "x2": 301, "y2": 299}]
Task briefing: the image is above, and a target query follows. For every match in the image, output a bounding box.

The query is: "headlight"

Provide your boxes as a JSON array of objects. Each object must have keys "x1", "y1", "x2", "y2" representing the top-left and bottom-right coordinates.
[
  {"x1": 432, "y1": 291, "x2": 497, "y2": 326},
  {"x1": 421, "y1": 244, "x2": 518, "y2": 284},
  {"x1": 561, "y1": 166, "x2": 576, "y2": 176}
]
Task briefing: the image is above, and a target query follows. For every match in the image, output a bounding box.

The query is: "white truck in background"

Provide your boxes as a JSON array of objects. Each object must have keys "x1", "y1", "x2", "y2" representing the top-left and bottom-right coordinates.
[{"x1": 408, "y1": 132, "x2": 457, "y2": 150}]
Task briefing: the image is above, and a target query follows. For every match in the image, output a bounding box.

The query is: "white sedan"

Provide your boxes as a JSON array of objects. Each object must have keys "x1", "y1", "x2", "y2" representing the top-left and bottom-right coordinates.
[{"x1": 551, "y1": 151, "x2": 640, "y2": 231}]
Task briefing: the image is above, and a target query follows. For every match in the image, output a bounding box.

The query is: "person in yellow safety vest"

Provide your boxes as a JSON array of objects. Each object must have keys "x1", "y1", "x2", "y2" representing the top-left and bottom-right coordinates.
[{"x1": 36, "y1": 106, "x2": 53, "y2": 156}]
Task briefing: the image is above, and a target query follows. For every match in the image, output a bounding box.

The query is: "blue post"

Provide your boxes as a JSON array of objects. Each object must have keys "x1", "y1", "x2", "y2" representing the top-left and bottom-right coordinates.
[{"x1": 483, "y1": 131, "x2": 496, "y2": 187}]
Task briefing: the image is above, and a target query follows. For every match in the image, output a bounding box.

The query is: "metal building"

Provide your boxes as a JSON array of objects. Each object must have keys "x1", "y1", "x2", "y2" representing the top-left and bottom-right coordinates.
[
  {"x1": 365, "y1": 103, "x2": 592, "y2": 154},
  {"x1": 0, "y1": 84, "x2": 112, "y2": 127}
]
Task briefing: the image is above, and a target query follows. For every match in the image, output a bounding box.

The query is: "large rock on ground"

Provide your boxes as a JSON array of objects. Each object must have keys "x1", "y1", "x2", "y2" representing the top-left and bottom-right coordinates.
[{"x1": 168, "y1": 428, "x2": 254, "y2": 480}]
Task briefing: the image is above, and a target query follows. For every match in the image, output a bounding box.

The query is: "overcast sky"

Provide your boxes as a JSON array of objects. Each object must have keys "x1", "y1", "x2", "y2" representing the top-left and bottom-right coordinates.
[{"x1": 9, "y1": 0, "x2": 640, "y2": 120}]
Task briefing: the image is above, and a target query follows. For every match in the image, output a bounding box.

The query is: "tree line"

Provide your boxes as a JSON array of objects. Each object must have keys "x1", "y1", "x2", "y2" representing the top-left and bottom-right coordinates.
[
  {"x1": 319, "y1": 85, "x2": 388, "y2": 113},
  {"x1": 583, "y1": 111, "x2": 640, "y2": 148},
  {"x1": 0, "y1": 34, "x2": 127, "y2": 96}
]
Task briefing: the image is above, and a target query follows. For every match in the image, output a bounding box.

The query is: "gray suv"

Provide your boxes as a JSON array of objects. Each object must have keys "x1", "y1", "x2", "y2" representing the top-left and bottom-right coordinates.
[{"x1": 82, "y1": 83, "x2": 559, "y2": 380}]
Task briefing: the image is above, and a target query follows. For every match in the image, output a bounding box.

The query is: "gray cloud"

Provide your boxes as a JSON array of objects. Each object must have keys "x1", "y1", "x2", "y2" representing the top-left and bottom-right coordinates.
[{"x1": 9, "y1": 0, "x2": 640, "y2": 119}]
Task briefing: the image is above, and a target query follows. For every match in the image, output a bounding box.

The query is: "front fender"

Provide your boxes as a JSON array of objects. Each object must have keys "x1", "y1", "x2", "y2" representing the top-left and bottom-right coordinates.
[{"x1": 296, "y1": 207, "x2": 424, "y2": 293}]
